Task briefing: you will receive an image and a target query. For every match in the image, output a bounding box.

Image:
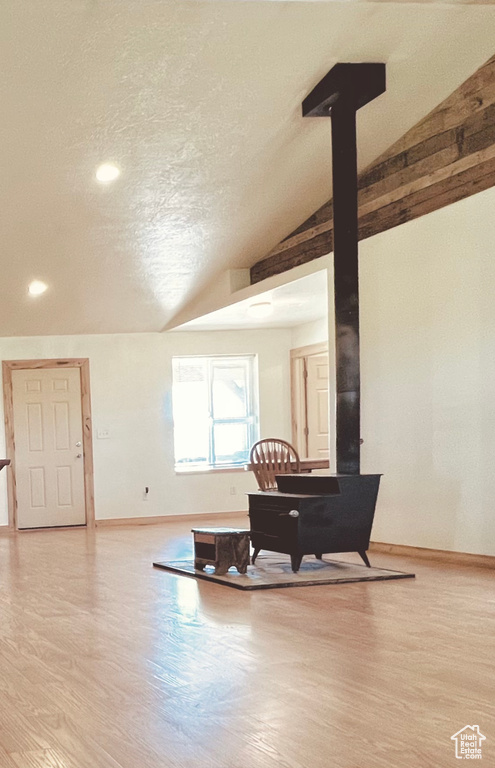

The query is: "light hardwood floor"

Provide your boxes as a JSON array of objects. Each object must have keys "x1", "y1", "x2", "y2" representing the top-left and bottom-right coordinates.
[{"x1": 0, "y1": 515, "x2": 493, "y2": 768}]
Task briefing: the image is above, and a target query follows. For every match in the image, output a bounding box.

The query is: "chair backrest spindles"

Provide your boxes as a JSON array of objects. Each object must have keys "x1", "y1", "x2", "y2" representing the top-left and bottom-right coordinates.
[{"x1": 249, "y1": 438, "x2": 301, "y2": 491}]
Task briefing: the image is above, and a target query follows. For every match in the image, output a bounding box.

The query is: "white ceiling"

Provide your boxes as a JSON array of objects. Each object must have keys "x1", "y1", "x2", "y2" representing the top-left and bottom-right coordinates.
[
  {"x1": 2, "y1": 1, "x2": 495, "y2": 336},
  {"x1": 175, "y1": 269, "x2": 328, "y2": 331}
]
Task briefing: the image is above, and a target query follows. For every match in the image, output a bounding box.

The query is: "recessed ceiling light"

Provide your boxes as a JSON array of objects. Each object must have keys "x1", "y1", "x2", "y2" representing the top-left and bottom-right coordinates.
[
  {"x1": 95, "y1": 163, "x2": 120, "y2": 183},
  {"x1": 247, "y1": 302, "x2": 273, "y2": 319},
  {"x1": 28, "y1": 280, "x2": 48, "y2": 296}
]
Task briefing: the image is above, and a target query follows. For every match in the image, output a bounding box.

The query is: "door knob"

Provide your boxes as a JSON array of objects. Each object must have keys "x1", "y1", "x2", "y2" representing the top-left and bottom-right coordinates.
[
  {"x1": 76, "y1": 441, "x2": 82, "y2": 447},
  {"x1": 76, "y1": 454, "x2": 82, "y2": 459}
]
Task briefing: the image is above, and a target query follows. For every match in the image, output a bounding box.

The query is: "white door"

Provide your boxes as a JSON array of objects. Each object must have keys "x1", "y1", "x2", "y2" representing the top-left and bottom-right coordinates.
[
  {"x1": 306, "y1": 353, "x2": 330, "y2": 459},
  {"x1": 12, "y1": 368, "x2": 86, "y2": 529}
]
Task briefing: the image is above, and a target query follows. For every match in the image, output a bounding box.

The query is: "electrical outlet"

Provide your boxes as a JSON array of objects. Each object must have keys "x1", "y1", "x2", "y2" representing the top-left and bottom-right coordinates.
[
  {"x1": 229, "y1": 486, "x2": 237, "y2": 496},
  {"x1": 97, "y1": 429, "x2": 110, "y2": 439},
  {"x1": 143, "y1": 486, "x2": 149, "y2": 501}
]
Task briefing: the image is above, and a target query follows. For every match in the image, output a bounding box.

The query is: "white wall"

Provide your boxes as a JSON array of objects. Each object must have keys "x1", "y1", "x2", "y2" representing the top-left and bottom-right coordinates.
[
  {"x1": 359, "y1": 185, "x2": 495, "y2": 556},
  {"x1": 0, "y1": 329, "x2": 292, "y2": 526},
  {"x1": 291, "y1": 317, "x2": 328, "y2": 349}
]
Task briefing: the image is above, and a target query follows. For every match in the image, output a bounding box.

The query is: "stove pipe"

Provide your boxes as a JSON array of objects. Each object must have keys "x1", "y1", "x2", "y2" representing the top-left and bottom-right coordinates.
[{"x1": 303, "y1": 63, "x2": 386, "y2": 474}]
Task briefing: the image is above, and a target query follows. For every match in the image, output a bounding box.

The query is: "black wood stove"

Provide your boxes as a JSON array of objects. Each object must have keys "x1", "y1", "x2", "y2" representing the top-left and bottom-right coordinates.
[{"x1": 248, "y1": 473, "x2": 381, "y2": 572}]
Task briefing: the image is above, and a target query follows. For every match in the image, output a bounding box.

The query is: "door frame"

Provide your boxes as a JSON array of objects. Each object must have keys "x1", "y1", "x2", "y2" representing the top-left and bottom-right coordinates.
[
  {"x1": 2, "y1": 358, "x2": 95, "y2": 531},
  {"x1": 290, "y1": 343, "x2": 328, "y2": 458}
]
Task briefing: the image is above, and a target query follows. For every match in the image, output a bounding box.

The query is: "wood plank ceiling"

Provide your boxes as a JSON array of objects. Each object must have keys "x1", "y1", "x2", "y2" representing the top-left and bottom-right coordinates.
[{"x1": 251, "y1": 54, "x2": 495, "y2": 284}]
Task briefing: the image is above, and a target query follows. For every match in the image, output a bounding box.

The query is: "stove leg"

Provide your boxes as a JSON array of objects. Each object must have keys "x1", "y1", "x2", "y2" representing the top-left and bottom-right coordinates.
[
  {"x1": 251, "y1": 547, "x2": 261, "y2": 565},
  {"x1": 359, "y1": 550, "x2": 371, "y2": 568},
  {"x1": 291, "y1": 554, "x2": 303, "y2": 573},
  {"x1": 315, "y1": 553, "x2": 323, "y2": 560}
]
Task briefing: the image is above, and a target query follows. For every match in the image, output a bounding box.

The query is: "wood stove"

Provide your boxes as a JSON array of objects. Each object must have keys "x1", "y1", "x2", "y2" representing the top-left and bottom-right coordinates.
[{"x1": 248, "y1": 473, "x2": 381, "y2": 572}]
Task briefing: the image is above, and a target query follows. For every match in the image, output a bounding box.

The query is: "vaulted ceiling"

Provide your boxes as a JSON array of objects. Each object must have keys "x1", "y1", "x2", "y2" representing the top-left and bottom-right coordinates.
[{"x1": 2, "y1": 1, "x2": 495, "y2": 336}]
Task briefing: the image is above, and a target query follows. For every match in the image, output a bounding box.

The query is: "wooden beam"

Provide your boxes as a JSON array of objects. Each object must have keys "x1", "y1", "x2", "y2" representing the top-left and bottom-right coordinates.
[{"x1": 251, "y1": 53, "x2": 495, "y2": 284}]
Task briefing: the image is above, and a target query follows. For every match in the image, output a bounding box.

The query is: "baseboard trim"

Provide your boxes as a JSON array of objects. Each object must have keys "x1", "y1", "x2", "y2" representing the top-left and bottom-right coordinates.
[
  {"x1": 370, "y1": 541, "x2": 495, "y2": 570},
  {"x1": 96, "y1": 510, "x2": 247, "y2": 528}
]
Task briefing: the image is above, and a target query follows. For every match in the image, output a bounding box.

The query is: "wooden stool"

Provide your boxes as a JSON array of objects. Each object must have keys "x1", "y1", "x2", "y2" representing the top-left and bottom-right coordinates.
[{"x1": 191, "y1": 528, "x2": 250, "y2": 575}]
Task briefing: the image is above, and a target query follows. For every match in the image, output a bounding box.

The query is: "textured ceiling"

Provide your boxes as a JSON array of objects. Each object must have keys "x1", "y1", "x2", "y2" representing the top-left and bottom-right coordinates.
[{"x1": 2, "y1": 1, "x2": 495, "y2": 335}]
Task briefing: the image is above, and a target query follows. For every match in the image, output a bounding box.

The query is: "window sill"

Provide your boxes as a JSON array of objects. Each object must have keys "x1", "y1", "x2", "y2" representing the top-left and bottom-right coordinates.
[{"x1": 175, "y1": 465, "x2": 248, "y2": 476}]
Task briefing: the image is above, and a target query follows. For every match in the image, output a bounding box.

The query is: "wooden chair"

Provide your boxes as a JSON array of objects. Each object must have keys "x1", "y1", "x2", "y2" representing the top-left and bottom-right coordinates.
[{"x1": 249, "y1": 438, "x2": 301, "y2": 492}]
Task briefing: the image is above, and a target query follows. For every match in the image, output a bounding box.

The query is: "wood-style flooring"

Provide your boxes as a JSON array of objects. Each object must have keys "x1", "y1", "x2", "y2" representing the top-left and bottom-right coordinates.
[{"x1": 0, "y1": 515, "x2": 493, "y2": 768}]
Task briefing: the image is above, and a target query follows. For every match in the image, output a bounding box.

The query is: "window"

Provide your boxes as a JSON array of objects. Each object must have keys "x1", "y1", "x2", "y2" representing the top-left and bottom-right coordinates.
[{"x1": 172, "y1": 355, "x2": 259, "y2": 470}]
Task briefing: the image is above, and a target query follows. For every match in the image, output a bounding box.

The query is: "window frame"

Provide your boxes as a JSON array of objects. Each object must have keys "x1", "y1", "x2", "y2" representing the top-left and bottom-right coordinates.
[{"x1": 172, "y1": 354, "x2": 259, "y2": 472}]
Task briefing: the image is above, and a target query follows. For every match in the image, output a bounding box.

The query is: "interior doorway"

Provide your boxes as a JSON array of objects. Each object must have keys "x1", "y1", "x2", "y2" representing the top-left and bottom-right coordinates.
[
  {"x1": 2, "y1": 359, "x2": 95, "y2": 530},
  {"x1": 291, "y1": 343, "x2": 330, "y2": 460}
]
